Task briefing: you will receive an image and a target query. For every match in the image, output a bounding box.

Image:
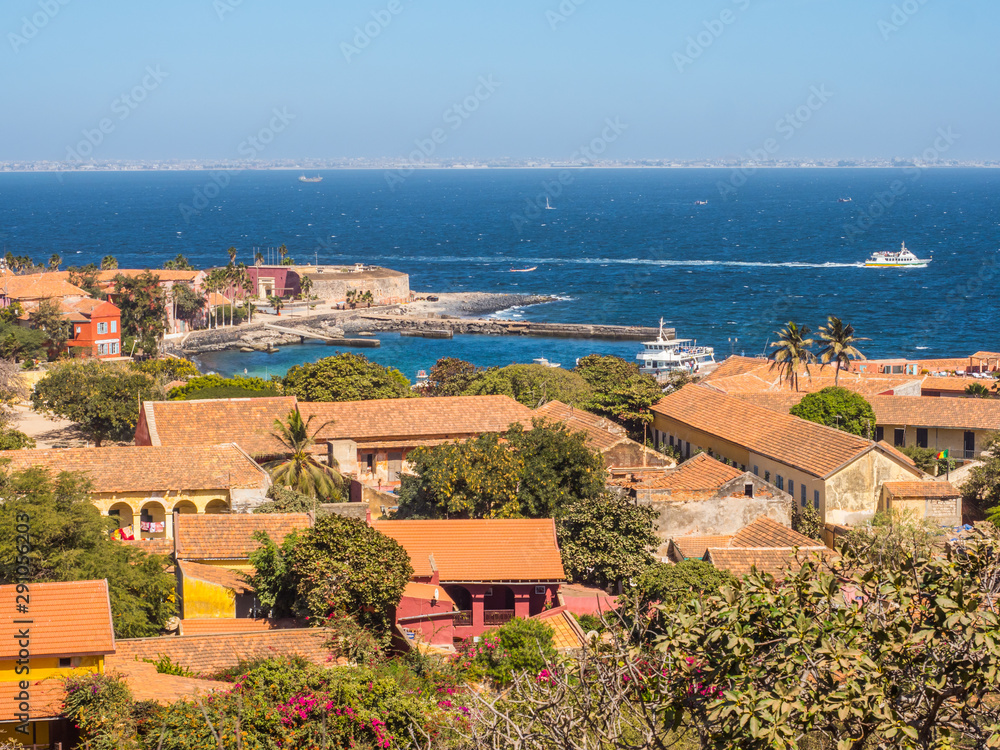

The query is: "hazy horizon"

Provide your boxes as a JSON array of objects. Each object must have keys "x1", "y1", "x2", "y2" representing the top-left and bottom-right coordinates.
[{"x1": 3, "y1": 1, "x2": 998, "y2": 163}]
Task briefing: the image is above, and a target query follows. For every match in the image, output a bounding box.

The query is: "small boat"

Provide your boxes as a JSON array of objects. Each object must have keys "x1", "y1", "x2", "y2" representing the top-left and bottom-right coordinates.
[
  {"x1": 864, "y1": 242, "x2": 932, "y2": 268},
  {"x1": 533, "y1": 357, "x2": 561, "y2": 368},
  {"x1": 545, "y1": 197, "x2": 556, "y2": 210},
  {"x1": 509, "y1": 266, "x2": 537, "y2": 273},
  {"x1": 636, "y1": 319, "x2": 716, "y2": 376},
  {"x1": 298, "y1": 175, "x2": 323, "y2": 183},
  {"x1": 838, "y1": 197, "x2": 853, "y2": 203},
  {"x1": 694, "y1": 200, "x2": 708, "y2": 206}
]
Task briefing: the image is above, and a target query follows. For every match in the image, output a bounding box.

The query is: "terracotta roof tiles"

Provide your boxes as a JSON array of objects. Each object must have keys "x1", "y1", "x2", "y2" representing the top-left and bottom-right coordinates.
[
  {"x1": 0, "y1": 678, "x2": 66, "y2": 722},
  {"x1": 107, "y1": 659, "x2": 231, "y2": 703},
  {"x1": 531, "y1": 606, "x2": 588, "y2": 652},
  {"x1": 140, "y1": 397, "x2": 298, "y2": 458},
  {"x1": 174, "y1": 513, "x2": 312, "y2": 560},
  {"x1": 652, "y1": 385, "x2": 873, "y2": 478},
  {"x1": 301, "y1": 395, "x2": 534, "y2": 444},
  {"x1": 0, "y1": 580, "x2": 114, "y2": 659},
  {"x1": 870, "y1": 395, "x2": 1000, "y2": 431},
  {"x1": 642, "y1": 453, "x2": 743, "y2": 491},
  {"x1": 920, "y1": 375, "x2": 985, "y2": 394},
  {"x1": 533, "y1": 401, "x2": 628, "y2": 452},
  {"x1": 705, "y1": 547, "x2": 834, "y2": 579},
  {"x1": 0, "y1": 272, "x2": 88, "y2": 301},
  {"x1": 730, "y1": 516, "x2": 824, "y2": 548},
  {"x1": 0, "y1": 444, "x2": 269, "y2": 493},
  {"x1": 882, "y1": 481, "x2": 961, "y2": 499},
  {"x1": 179, "y1": 618, "x2": 305, "y2": 636},
  {"x1": 375, "y1": 519, "x2": 566, "y2": 582},
  {"x1": 670, "y1": 535, "x2": 735, "y2": 560}
]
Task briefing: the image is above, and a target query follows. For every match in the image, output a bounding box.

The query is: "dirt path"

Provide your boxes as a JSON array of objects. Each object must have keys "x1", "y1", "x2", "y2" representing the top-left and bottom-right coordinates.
[{"x1": 10, "y1": 404, "x2": 88, "y2": 448}]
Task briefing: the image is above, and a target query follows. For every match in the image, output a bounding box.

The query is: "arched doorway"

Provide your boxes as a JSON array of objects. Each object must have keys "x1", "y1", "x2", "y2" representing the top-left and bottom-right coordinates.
[
  {"x1": 107, "y1": 502, "x2": 134, "y2": 532},
  {"x1": 173, "y1": 500, "x2": 198, "y2": 515},
  {"x1": 205, "y1": 498, "x2": 229, "y2": 514},
  {"x1": 443, "y1": 585, "x2": 472, "y2": 627},
  {"x1": 140, "y1": 501, "x2": 167, "y2": 538},
  {"x1": 483, "y1": 585, "x2": 515, "y2": 627}
]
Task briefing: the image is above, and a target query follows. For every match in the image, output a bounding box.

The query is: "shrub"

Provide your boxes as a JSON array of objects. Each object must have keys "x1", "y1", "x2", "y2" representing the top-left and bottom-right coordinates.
[
  {"x1": 0, "y1": 428, "x2": 35, "y2": 450},
  {"x1": 130, "y1": 357, "x2": 200, "y2": 380},
  {"x1": 454, "y1": 617, "x2": 557, "y2": 686},
  {"x1": 167, "y1": 374, "x2": 280, "y2": 400},
  {"x1": 62, "y1": 672, "x2": 140, "y2": 750},
  {"x1": 792, "y1": 502, "x2": 824, "y2": 541}
]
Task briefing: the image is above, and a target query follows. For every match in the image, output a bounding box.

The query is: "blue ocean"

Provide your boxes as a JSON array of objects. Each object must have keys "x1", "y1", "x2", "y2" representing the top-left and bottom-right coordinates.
[{"x1": 1, "y1": 168, "x2": 997, "y2": 377}]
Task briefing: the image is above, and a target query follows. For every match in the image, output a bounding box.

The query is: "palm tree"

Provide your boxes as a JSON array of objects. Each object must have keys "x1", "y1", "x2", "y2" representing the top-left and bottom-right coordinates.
[
  {"x1": 278, "y1": 244, "x2": 288, "y2": 265},
  {"x1": 268, "y1": 294, "x2": 284, "y2": 316},
  {"x1": 101, "y1": 255, "x2": 118, "y2": 270},
  {"x1": 47, "y1": 254, "x2": 62, "y2": 271},
  {"x1": 227, "y1": 246, "x2": 237, "y2": 266},
  {"x1": 769, "y1": 322, "x2": 816, "y2": 392},
  {"x1": 816, "y1": 316, "x2": 869, "y2": 386},
  {"x1": 254, "y1": 251, "x2": 264, "y2": 267},
  {"x1": 965, "y1": 382, "x2": 992, "y2": 399},
  {"x1": 265, "y1": 410, "x2": 343, "y2": 501},
  {"x1": 300, "y1": 275, "x2": 313, "y2": 299}
]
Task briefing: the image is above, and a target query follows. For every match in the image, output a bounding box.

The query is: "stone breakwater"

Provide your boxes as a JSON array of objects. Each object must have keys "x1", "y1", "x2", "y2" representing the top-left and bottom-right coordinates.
[
  {"x1": 344, "y1": 315, "x2": 666, "y2": 341},
  {"x1": 173, "y1": 315, "x2": 350, "y2": 355}
]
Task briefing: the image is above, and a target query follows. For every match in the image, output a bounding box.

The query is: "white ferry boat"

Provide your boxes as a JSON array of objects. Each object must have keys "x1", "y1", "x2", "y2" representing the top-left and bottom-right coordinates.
[
  {"x1": 865, "y1": 242, "x2": 931, "y2": 267},
  {"x1": 298, "y1": 175, "x2": 323, "y2": 183},
  {"x1": 636, "y1": 320, "x2": 716, "y2": 376}
]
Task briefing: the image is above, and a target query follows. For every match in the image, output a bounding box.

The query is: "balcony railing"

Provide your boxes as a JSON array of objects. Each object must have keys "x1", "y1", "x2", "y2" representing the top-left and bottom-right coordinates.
[
  {"x1": 484, "y1": 609, "x2": 515, "y2": 626},
  {"x1": 453, "y1": 610, "x2": 472, "y2": 627}
]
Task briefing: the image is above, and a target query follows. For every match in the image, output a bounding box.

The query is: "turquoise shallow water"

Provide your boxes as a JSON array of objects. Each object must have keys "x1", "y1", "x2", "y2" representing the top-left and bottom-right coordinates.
[
  {"x1": 2, "y1": 167, "x2": 998, "y2": 369},
  {"x1": 194, "y1": 333, "x2": 641, "y2": 381}
]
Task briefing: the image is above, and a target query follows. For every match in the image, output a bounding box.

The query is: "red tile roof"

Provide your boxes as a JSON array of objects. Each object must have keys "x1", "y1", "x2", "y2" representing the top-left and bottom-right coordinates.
[
  {"x1": 652, "y1": 385, "x2": 874, "y2": 478},
  {"x1": 882, "y1": 481, "x2": 961, "y2": 499},
  {"x1": 870, "y1": 395, "x2": 1000, "y2": 431},
  {"x1": 0, "y1": 444, "x2": 269, "y2": 493},
  {"x1": 107, "y1": 659, "x2": 231, "y2": 704},
  {"x1": 0, "y1": 677, "x2": 66, "y2": 722},
  {"x1": 374, "y1": 519, "x2": 566, "y2": 582},
  {"x1": 0, "y1": 580, "x2": 114, "y2": 659},
  {"x1": 704, "y1": 547, "x2": 833, "y2": 579},
  {"x1": 140, "y1": 397, "x2": 298, "y2": 458},
  {"x1": 730, "y1": 516, "x2": 823, "y2": 548},
  {"x1": 642, "y1": 453, "x2": 743, "y2": 491},
  {"x1": 920, "y1": 375, "x2": 984, "y2": 395},
  {"x1": 300, "y1": 395, "x2": 534, "y2": 444},
  {"x1": 670, "y1": 535, "x2": 735, "y2": 560},
  {"x1": 402, "y1": 581, "x2": 456, "y2": 607},
  {"x1": 531, "y1": 606, "x2": 587, "y2": 651},
  {"x1": 108, "y1": 628, "x2": 341, "y2": 676},
  {"x1": 174, "y1": 513, "x2": 312, "y2": 560},
  {"x1": 703, "y1": 358, "x2": 919, "y2": 398},
  {"x1": 179, "y1": 618, "x2": 305, "y2": 636},
  {"x1": 702, "y1": 355, "x2": 771, "y2": 382},
  {"x1": 0, "y1": 272, "x2": 88, "y2": 301}
]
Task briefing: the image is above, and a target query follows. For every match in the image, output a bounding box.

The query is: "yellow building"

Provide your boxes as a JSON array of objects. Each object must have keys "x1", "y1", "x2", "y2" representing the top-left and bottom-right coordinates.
[
  {"x1": 174, "y1": 513, "x2": 313, "y2": 620},
  {"x1": 0, "y1": 444, "x2": 271, "y2": 541},
  {"x1": 0, "y1": 580, "x2": 115, "y2": 746},
  {"x1": 879, "y1": 481, "x2": 963, "y2": 527},
  {"x1": 868, "y1": 395, "x2": 1000, "y2": 460},
  {"x1": 651, "y1": 385, "x2": 924, "y2": 527}
]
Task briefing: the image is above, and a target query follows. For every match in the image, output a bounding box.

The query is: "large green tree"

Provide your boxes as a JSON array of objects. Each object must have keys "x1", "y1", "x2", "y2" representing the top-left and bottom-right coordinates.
[
  {"x1": 162, "y1": 254, "x2": 194, "y2": 270},
  {"x1": 396, "y1": 421, "x2": 606, "y2": 520},
  {"x1": 112, "y1": 271, "x2": 168, "y2": 354},
  {"x1": 423, "y1": 357, "x2": 482, "y2": 397},
  {"x1": 816, "y1": 315, "x2": 868, "y2": 386},
  {"x1": 248, "y1": 514, "x2": 412, "y2": 636},
  {"x1": 556, "y1": 492, "x2": 658, "y2": 588},
  {"x1": 282, "y1": 353, "x2": 412, "y2": 402},
  {"x1": 0, "y1": 467, "x2": 174, "y2": 637},
  {"x1": 462, "y1": 363, "x2": 592, "y2": 408},
  {"x1": 574, "y1": 354, "x2": 663, "y2": 441},
  {"x1": 965, "y1": 432, "x2": 1000, "y2": 524},
  {"x1": 769, "y1": 321, "x2": 816, "y2": 392},
  {"x1": 789, "y1": 386, "x2": 876, "y2": 438},
  {"x1": 29, "y1": 297, "x2": 71, "y2": 356},
  {"x1": 31, "y1": 360, "x2": 161, "y2": 446}
]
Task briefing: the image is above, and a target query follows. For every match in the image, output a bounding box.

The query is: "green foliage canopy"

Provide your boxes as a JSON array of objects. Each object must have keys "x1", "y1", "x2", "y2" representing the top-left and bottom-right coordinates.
[
  {"x1": 789, "y1": 386, "x2": 876, "y2": 437},
  {"x1": 282, "y1": 353, "x2": 412, "y2": 402},
  {"x1": 112, "y1": 270, "x2": 168, "y2": 354},
  {"x1": 167, "y1": 373, "x2": 279, "y2": 400},
  {"x1": 461, "y1": 363, "x2": 592, "y2": 408},
  {"x1": 31, "y1": 360, "x2": 161, "y2": 446},
  {"x1": 574, "y1": 354, "x2": 663, "y2": 440}
]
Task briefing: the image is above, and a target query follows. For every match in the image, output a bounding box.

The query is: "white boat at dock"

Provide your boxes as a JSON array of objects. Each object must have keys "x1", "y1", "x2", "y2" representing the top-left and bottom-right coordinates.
[
  {"x1": 636, "y1": 319, "x2": 715, "y2": 377},
  {"x1": 864, "y1": 242, "x2": 931, "y2": 267},
  {"x1": 533, "y1": 357, "x2": 561, "y2": 368}
]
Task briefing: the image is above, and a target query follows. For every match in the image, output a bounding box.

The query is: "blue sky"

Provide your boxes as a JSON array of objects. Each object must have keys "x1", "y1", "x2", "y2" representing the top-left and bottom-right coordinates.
[{"x1": 2, "y1": 0, "x2": 997, "y2": 161}]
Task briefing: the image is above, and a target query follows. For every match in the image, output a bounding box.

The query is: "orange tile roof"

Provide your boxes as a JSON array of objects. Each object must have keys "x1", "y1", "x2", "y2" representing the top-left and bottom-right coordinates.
[
  {"x1": 46, "y1": 269, "x2": 202, "y2": 285},
  {"x1": 64, "y1": 297, "x2": 119, "y2": 317},
  {"x1": 920, "y1": 375, "x2": 985, "y2": 394},
  {"x1": 870, "y1": 395, "x2": 1000, "y2": 430},
  {"x1": 702, "y1": 355, "x2": 771, "y2": 382},
  {"x1": 108, "y1": 628, "x2": 341, "y2": 676},
  {"x1": 207, "y1": 292, "x2": 231, "y2": 307},
  {"x1": 0, "y1": 272, "x2": 88, "y2": 301},
  {"x1": 533, "y1": 401, "x2": 628, "y2": 452},
  {"x1": 0, "y1": 580, "x2": 114, "y2": 659},
  {"x1": 730, "y1": 516, "x2": 824, "y2": 549},
  {"x1": 730, "y1": 392, "x2": 805, "y2": 414},
  {"x1": 120, "y1": 538, "x2": 175, "y2": 556},
  {"x1": 531, "y1": 606, "x2": 587, "y2": 651},
  {"x1": 652, "y1": 385, "x2": 873, "y2": 478},
  {"x1": 300, "y1": 395, "x2": 534, "y2": 444},
  {"x1": 670, "y1": 535, "x2": 735, "y2": 560},
  {"x1": 705, "y1": 547, "x2": 834, "y2": 579},
  {"x1": 179, "y1": 618, "x2": 305, "y2": 636},
  {"x1": 882, "y1": 481, "x2": 961, "y2": 499},
  {"x1": 174, "y1": 513, "x2": 312, "y2": 560},
  {"x1": 178, "y1": 560, "x2": 252, "y2": 593},
  {"x1": 107, "y1": 659, "x2": 231, "y2": 704},
  {"x1": 641, "y1": 453, "x2": 743, "y2": 491},
  {"x1": 141, "y1": 397, "x2": 298, "y2": 458},
  {"x1": 876, "y1": 441, "x2": 918, "y2": 468},
  {"x1": 402, "y1": 581, "x2": 456, "y2": 606},
  {"x1": 703, "y1": 357, "x2": 919, "y2": 397},
  {"x1": 0, "y1": 444, "x2": 268, "y2": 493},
  {"x1": 0, "y1": 677, "x2": 66, "y2": 722},
  {"x1": 374, "y1": 519, "x2": 566, "y2": 582}
]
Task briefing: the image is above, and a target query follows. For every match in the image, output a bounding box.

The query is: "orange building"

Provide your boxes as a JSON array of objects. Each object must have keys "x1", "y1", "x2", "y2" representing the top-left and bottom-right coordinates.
[{"x1": 63, "y1": 298, "x2": 122, "y2": 358}]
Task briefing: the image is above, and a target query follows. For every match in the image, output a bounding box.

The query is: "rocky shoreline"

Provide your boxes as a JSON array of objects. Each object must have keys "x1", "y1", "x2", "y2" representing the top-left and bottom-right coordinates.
[{"x1": 172, "y1": 293, "x2": 557, "y2": 356}]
